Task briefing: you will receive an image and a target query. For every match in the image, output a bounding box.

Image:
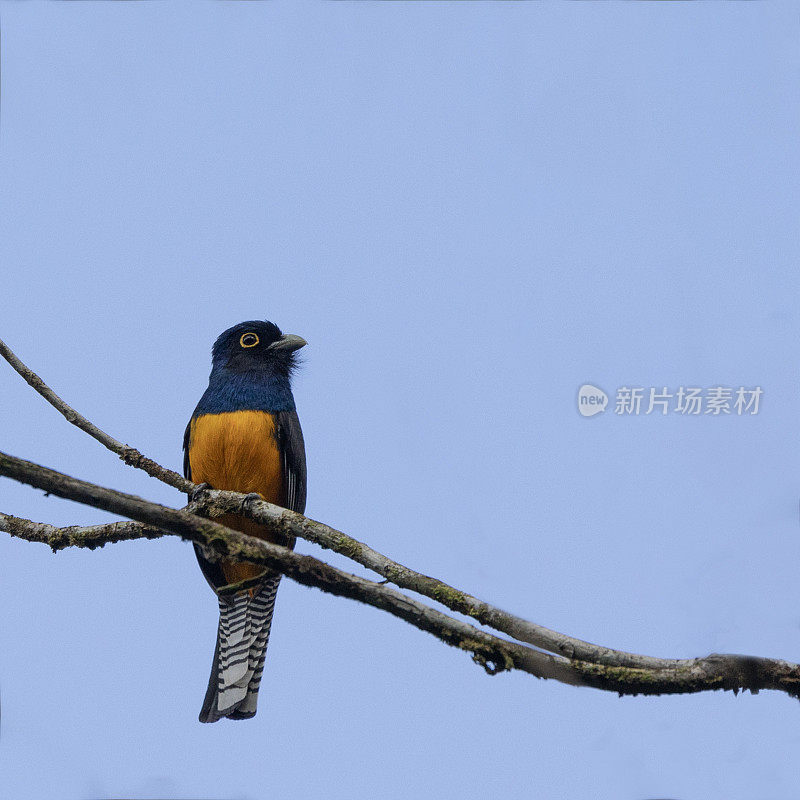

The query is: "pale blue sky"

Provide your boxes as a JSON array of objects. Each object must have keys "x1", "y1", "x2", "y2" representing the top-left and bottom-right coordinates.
[{"x1": 1, "y1": 3, "x2": 798, "y2": 799}]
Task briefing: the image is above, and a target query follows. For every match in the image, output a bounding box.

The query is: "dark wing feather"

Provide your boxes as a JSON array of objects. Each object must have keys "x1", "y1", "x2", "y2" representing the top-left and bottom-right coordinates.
[
  {"x1": 275, "y1": 410, "x2": 307, "y2": 515},
  {"x1": 183, "y1": 420, "x2": 192, "y2": 482}
]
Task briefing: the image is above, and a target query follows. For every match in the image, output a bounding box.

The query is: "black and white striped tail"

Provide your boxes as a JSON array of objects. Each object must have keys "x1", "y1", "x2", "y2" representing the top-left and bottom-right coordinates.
[{"x1": 199, "y1": 574, "x2": 282, "y2": 723}]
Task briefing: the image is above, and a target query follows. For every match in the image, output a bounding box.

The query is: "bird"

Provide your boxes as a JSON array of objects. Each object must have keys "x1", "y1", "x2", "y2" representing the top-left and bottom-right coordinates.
[{"x1": 183, "y1": 320, "x2": 307, "y2": 722}]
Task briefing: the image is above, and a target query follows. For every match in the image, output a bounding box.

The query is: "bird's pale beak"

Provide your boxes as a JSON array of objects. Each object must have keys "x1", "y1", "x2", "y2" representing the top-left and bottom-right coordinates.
[{"x1": 267, "y1": 334, "x2": 307, "y2": 353}]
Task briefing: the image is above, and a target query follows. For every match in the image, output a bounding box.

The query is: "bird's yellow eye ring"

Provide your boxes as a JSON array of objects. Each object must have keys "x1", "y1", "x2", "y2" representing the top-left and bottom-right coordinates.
[{"x1": 240, "y1": 333, "x2": 259, "y2": 348}]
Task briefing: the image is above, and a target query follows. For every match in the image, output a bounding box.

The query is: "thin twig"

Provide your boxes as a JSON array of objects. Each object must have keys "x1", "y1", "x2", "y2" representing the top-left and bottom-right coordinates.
[
  {"x1": 0, "y1": 338, "x2": 192, "y2": 492},
  {"x1": 0, "y1": 512, "x2": 166, "y2": 550}
]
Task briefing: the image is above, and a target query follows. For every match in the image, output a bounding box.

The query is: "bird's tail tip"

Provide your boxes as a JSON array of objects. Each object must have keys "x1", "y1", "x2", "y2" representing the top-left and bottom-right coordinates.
[{"x1": 199, "y1": 576, "x2": 281, "y2": 723}]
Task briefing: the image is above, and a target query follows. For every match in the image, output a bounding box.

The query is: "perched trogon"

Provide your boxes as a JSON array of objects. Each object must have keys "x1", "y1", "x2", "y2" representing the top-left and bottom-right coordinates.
[{"x1": 183, "y1": 320, "x2": 307, "y2": 723}]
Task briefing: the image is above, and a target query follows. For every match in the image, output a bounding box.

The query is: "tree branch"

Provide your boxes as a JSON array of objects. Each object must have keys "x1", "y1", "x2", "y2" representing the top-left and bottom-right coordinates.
[
  {"x1": 0, "y1": 512, "x2": 165, "y2": 550},
  {"x1": 189, "y1": 489, "x2": 676, "y2": 670},
  {"x1": 3, "y1": 338, "x2": 800, "y2": 701},
  {"x1": 2, "y1": 451, "x2": 800, "y2": 700},
  {"x1": 0, "y1": 336, "x2": 660, "y2": 668},
  {"x1": 0, "y1": 450, "x2": 579, "y2": 685}
]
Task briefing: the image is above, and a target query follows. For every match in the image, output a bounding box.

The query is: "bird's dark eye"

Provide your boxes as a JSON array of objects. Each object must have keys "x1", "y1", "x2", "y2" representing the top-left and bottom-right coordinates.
[{"x1": 240, "y1": 333, "x2": 259, "y2": 348}]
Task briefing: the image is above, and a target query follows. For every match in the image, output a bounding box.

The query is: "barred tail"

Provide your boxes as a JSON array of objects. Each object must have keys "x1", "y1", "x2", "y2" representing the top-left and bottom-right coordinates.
[{"x1": 199, "y1": 575, "x2": 282, "y2": 723}]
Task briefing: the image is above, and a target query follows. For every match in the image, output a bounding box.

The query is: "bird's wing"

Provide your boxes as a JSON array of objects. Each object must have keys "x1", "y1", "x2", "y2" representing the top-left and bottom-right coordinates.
[
  {"x1": 183, "y1": 419, "x2": 192, "y2": 482},
  {"x1": 275, "y1": 409, "x2": 307, "y2": 515}
]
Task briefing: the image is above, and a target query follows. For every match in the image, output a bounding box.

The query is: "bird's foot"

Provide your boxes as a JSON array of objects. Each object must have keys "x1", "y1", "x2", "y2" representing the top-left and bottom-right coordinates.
[
  {"x1": 243, "y1": 492, "x2": 263, "y2": 513},
  {"x1": 190, "y1": 482, "x2": 211, "y2": 504}
]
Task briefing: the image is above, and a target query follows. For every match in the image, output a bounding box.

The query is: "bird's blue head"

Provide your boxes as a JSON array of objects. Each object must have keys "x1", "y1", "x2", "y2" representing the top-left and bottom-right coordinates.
[
  {"x1": 195, "y1": 320, "x2": 307, "y2": 415},
  {"x1": 211, "y1": 320, "x2": 306, "y2": 377}
]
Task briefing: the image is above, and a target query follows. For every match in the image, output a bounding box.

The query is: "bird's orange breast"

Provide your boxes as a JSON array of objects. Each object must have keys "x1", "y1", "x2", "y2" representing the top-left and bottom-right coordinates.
[
  {"x1": 188, "y1": 410, "x2": 284, "y2": 499},
  {"x1": 188, "y1": 410, "x2": 285, "y2": 586}
]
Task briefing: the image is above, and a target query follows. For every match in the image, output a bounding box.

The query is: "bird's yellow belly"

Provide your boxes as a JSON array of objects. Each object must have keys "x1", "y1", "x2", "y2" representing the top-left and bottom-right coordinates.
[{"x1": 188, "y1": 410, "x2": 285, "y2": 585}]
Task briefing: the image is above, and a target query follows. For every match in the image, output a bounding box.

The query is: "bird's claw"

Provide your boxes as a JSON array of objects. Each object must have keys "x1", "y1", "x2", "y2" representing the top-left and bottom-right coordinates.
[
  {"x1": 243, "y1": 492, "x2": 263, "y2": 510},
  {"x1": 190, "y1": 482, "x2": 211, "y2": 504}
]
